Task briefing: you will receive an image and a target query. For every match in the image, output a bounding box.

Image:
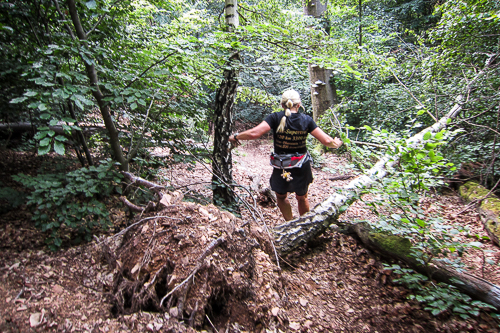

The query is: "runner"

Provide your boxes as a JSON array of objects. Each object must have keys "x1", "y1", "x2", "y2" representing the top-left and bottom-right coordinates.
[{"x1": 229, "y1": 89, "x2": 343, "y2": 221}]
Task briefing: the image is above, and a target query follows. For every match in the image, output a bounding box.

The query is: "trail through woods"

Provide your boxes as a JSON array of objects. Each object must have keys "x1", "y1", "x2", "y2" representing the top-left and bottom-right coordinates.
[{"x1": 0, "y1": 143, "x2": 499, "y2": 332}]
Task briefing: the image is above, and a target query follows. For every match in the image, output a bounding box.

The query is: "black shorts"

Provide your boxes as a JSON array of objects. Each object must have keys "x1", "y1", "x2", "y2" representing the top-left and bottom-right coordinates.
[{"x1": 270, "y1": 161, "x2": 313, "y2": 196}]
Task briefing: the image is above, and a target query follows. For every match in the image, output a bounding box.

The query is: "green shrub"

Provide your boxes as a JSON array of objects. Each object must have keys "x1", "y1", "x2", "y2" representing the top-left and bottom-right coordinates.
[{"x1": 12, "y1": 159, "x2": 123, "y2": 250}]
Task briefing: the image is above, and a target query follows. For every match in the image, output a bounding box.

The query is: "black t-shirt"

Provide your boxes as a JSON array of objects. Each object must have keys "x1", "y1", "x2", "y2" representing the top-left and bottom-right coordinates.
[{"x1": 264, "y1": 111, "x2": 318, "y2": 154}]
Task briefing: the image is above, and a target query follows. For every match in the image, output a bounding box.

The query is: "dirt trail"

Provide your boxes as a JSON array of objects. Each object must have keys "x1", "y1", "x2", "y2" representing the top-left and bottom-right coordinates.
[{"x1": 0, "y1": 142, "x2": 499, "y2": 332}]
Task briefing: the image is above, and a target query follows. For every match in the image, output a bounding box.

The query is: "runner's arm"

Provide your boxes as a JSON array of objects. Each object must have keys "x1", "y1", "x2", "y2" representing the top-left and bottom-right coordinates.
[
  {"x1": 310, "y1": 128, "x2": 343, "y2": 149},
  {"x1": 229, "y1": 121, "x2": 271, "y2": 142}
]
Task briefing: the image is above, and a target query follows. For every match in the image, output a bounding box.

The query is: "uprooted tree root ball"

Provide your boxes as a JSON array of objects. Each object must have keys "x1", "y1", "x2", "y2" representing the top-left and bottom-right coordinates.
[{"x1": 103, "y1": 202, "x2": 282, "y2": 330}]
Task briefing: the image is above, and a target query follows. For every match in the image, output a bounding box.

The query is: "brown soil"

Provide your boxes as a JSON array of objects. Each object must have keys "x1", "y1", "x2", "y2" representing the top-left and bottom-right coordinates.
[{"x1": 0, "y1": 141, "x2": 499, "y2": 332}]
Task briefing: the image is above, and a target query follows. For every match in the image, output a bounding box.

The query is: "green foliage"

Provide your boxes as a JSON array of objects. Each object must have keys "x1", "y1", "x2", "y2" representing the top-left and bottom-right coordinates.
[
  {"x1": 386, "y1": 264, "x2": 496, "y2": 319},
  {"x1": 12, "y1": 159, "x2": 123, "y2": 250},
  {"x1": 0, "y1": 185, "x2": 26, "y2": 214}
]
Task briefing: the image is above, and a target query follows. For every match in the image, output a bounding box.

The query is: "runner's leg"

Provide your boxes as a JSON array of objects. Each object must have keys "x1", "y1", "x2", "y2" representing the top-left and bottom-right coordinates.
[
  {"x1": 276, "y1": 192, "x2": 293, "y2": 221},
  {"x1": 296, "y1": 192, "x2": 310, "y2": 216}
]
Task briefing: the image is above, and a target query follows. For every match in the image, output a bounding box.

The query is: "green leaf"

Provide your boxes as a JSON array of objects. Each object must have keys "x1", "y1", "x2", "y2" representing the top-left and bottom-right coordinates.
[
  {"x1": 39, "y1": 137, "x2": 51, "y2": 146},
  {"x1": 416, "y1": 219, "x2": 426, "y2": 227},
  {"x1": 423, "y1": 132, "x2": 431, "y2": 140},
  {"x1": 24, "y1": 91, "x2": 38, "y2": 97},
  {"x1": 55, "y1": 135, "x2": 68, "y2": 142},
  {"x1": 40, "y1": 113, "x2": 51, "y2": 120},
  {"x1": 38, "y1": 145, "x2": 50, "y2": 155},
  {"x1": 85, "y1": 0, "x2": 97, "y2": 9},
  {"x1": 363, "y1": 125, "x2": 372, "y2": 131},
  {"x1": 434, "y1": 132, "x2": 444, "y2": 140},
  {"x1": 130, "y1": 102, "x2": 137, "y2": 110},
  {"x1": 34, "y1": 131, "x2": 48, "y2": 140},
  {"x1": 10, "y1": 97, "x2": 28, "y2": 104}
]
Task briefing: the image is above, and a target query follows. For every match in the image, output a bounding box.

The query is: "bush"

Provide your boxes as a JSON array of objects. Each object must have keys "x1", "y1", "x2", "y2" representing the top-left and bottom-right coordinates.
[{"x1": 12, "y1": 159, "x2": 123, "y2": 250}]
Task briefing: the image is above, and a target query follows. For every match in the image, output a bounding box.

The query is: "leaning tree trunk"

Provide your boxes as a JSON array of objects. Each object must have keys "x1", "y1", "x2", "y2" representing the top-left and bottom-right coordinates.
[
  {"x1": 304, "y1": 0, "x2": 338, "y2": 121},
  {"x1": 212, "y1": 0, "x2": 239, "y2": 207},
  {"x1": 67, "y1": 0, "x2": 129, "y2": 171},
  {"x1": 272, "y1": 100, "x2": 500, "y2": 310}
]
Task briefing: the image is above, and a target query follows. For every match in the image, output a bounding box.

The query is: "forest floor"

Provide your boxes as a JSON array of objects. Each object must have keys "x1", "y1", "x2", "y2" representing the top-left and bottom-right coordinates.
[{"x1": 0, "y1": 140, "x2": 499, "y2": 332}]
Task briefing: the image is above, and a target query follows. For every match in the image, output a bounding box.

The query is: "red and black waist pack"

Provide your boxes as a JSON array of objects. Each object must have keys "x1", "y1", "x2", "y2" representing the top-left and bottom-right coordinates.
[{"x1": 270, "y1": 152, "x2": 311, "y2": 169}]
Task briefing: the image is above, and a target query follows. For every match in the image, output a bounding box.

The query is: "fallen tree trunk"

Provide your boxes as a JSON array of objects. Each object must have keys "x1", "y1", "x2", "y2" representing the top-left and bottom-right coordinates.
[
  {"x1": 459, "y1": 181, "x2": 500, "y2": 247},
  {"x1": 351, "y1": 223, "x2": 500, "y2": 310},
  {"x1": 272, "y1": 101, "x2": 500, "y2": 310},
  {"x1": 273, "y1": 102, "x2": 463, "y2": 254}
]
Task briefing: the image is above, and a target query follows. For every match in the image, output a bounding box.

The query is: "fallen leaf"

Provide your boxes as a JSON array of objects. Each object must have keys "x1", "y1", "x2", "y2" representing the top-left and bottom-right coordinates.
[
  {"x1": 30, "y1": 312, "x2": 42, "y2": 327},
  {"x1": 299, "y1": 297, "x2": 308, "y2": 306},
  {"x1": 271, "y1": 307, "x2": 280, "y2": 316},
  {"x1": 289, "y1": 322, "x2": 301, "y2": 330},
  {"x1": 52, "y1": 285, "x2": 64, "y2": 294},
  {"x1": 131, "y1": 262, "x2": 141, "y2": 274}
]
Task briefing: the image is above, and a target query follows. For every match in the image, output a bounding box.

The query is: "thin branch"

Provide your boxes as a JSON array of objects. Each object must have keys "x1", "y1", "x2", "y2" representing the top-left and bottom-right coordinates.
[
  {"x1": 390, "y1": 69, "x2": 438, "y2": 122},
  {"x1": 98, "y1": 215, "x2": 182, "y2": 245},
  {"x1": 123, "y1": 51, "x2": 177, "y2": 90},
  {"x1": 127, "y1": 93, "x2": 156, "y2": 160},
  {"x1": 53, "y1": 0, "x2": 75, "y2": 39},
  {"x1": 461, "y1": 119, "x2": 500, "y2": 136},
  {"x1": 85, "y1": 0, "x2": 121, "y2": 36}
]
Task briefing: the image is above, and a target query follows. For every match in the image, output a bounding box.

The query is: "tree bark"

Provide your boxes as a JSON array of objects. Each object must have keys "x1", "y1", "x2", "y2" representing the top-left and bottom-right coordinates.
[
  {"x1": 211, "y1": 0, "x2": 239, "y2": 207},
  {"x1": 212, "y1": 61, "x2": 239, "y2": 207},
  {"x1": 304, "y1": 0, "x2": 338, "y2": 121}
]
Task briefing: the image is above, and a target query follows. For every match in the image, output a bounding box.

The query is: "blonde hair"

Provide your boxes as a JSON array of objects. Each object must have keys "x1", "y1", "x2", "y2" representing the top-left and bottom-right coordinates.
[{"x1": 277, "y1": 90, "x2": 301, "y2": 133}]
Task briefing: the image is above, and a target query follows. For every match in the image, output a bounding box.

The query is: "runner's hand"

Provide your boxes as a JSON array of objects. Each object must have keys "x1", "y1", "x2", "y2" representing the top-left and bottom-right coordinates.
[{"x1": 332, "y1": 137, "x2": 343, "y2": 149}]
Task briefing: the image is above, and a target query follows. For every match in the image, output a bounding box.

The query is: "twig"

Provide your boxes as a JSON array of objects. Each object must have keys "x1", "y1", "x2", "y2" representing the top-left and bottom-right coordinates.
[
  {"x1": 351, "y1": 140, "x2": 386, "y2": 148},
  {"x1": 123, "y1": 51, "x2": 176, "y2": 90},
  {"x1": 98, "y1": 215, "x2": 181, "y2": 245},
  {"x1": 390, "y1": 69, "x2": 438, "y2": 122},
  {"x1": 160, "y1": 236, "x2": 225, "y2": 307},
  {"x1": 205, "y1": 314, "x2": 219, "y2": 333},
  {"x1": 181, "y1": 142, "x2": 281, "y2": 269}
]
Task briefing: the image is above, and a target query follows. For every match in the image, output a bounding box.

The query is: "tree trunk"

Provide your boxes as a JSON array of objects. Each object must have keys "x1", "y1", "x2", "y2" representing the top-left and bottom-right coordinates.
[
  {"x1": 304, "y1": 0, "x2": 338, "y2": 121},
  {"x1": 66, "y1": 0, "x2": 129, "y2": 171},
  {"x1": 351, "y1": 223, "x2": 500, "y2": 310},
  {"x1": 212, "y1": 61, "x2": 239, "y2": 207},
  {"x1": 211, "y1": 0, "x2": 239, "y2": 208}
]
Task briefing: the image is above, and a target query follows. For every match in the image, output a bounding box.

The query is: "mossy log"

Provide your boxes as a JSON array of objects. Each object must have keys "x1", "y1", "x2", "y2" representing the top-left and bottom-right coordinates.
[
  {"x1": 459, "y1": 181, "x2": 500, "y2": 247},
  {"x1": 351, "y1": 223, "x2": 500, "y2": 311}
]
